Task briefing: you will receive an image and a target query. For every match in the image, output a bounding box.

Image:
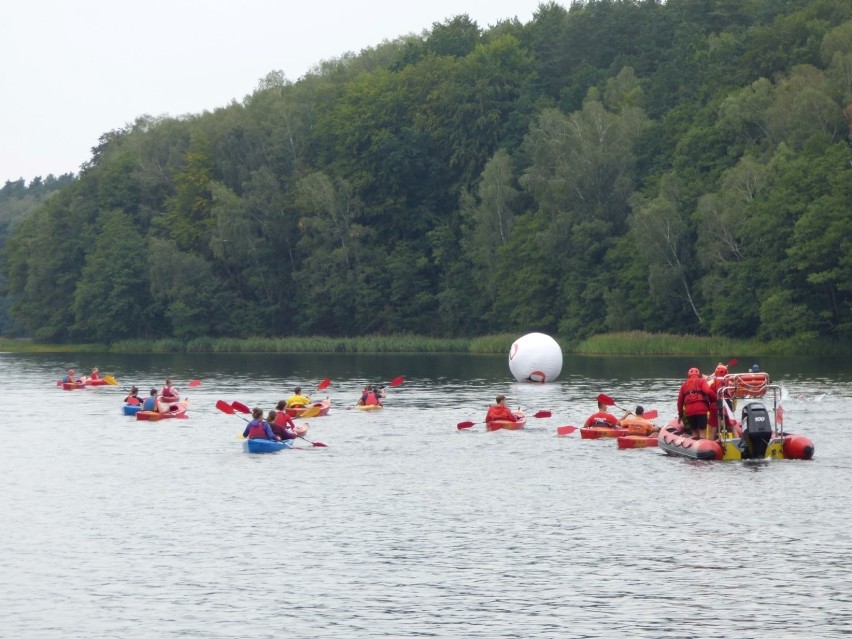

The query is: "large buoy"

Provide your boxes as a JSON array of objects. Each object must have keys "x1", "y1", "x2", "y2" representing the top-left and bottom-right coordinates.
[{"x1": 508, "y1": 333, "x2": 563, "y2": 383}]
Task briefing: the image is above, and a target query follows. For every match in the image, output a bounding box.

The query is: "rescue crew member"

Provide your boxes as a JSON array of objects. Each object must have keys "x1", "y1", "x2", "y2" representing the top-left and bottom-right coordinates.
[
  {"x1": 707, "y1": 363, "x2": 733, "y2": 438},
  {"x1": 677, "y1": 367, "x2": 717, "y2": 439}
]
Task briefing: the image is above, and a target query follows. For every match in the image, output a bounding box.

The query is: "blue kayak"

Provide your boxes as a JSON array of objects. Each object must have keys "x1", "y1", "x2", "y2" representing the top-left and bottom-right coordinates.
[
  {"x1": 123, "y1": 404, "x2": 142, "y2": 416},
  {"x1": 244, "y1": 438, "x2": 294, "y2": 454}
]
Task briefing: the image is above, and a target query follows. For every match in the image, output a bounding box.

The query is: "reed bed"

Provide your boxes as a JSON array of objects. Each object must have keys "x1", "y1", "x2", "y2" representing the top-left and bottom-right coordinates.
[{"x1": 574, "y1": 331, "x2": 771, "y2": 356}]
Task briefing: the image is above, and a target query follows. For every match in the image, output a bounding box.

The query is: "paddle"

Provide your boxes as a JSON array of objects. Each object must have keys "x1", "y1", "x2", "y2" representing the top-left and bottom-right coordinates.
[
  {"x1": 386, "y1": 376, "x2": 404, "y2": 388},
  {"x1": 316, "y1": 378, "x2": 331, "y2": 391},
  {"x1": 556, "y1": 425, "x2": 578, "y2": 436},
  {"x1": 104, "y1": 375, "x2": 119, "y2": 386},
  {"x1": 299, "y1": 405, "x2": 323, "y2": 419},
  {"x1": 598, "y1": 394, "x2": 656, "y2": 420},
  {"x1": 222, "y1": 400, "x2": 327, "y2": 447}
]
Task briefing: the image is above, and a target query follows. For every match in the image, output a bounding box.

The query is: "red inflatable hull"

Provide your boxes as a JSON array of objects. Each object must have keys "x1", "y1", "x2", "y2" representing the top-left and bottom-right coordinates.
[{"x1": 783, "y1": 434, "x2": 815, "y2": 460}]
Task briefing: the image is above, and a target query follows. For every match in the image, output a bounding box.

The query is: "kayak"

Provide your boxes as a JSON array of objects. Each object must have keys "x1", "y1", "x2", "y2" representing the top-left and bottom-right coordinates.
[
  {"x1": 616, "y1": 435, "x2": 659, "y2": 449},
  {"x1": 355, "y1": 403, "x2": 384, "y2": 411},
  {"x1": 580, "y1": 426, "x2": 628, "y2": 439},
  {"x1": 485, "y1": 411, "x2": 526, "y2": 432},
  {"x1": 136, "y1": 401, "x2": 189, "y2": 421},
  {"x1": 123, "y1": 404, "x2": 142, "y2": 416},
  {"x1": 287, "y1": 399, "x2": 331, "y2": 418},
  {"x1": 59, "y1": 381, "x2": 85, "y2": 390},
  {"x1": 244, "y1": 438, "x2": 295, "y2": 453},
  {"x1": 84, "y1": 379, "x2": 109, "y2": 386}
]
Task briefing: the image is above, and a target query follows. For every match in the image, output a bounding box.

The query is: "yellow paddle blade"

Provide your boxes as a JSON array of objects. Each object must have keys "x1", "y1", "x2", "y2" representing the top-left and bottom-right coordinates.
[
  {"x1": 300, "y1": 405, "x2": 322, "y2": 418},
  {"x1": 104, "y1": 375, "x2": 119, "y2": 386}
]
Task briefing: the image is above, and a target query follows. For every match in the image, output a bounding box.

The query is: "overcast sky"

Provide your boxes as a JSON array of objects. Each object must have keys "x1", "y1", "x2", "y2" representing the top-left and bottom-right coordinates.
[{"x1": 1, "y1": 0, "x2": 551, "y2": 185}]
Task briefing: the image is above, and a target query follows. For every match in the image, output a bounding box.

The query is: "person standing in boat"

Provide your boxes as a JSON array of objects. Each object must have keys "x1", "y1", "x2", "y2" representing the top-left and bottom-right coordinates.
[
  {"x1": 124, "y1": 386, "x2": 142, "y2": 406},
  {"x1": 141, "y1": 388, "x2": 159, "y2": 412},
  {"x1": 243, "y1": 407, "x2": 280, "y2": 441},
  {"x1": 285, "y1": 386, "x2": 311, "y2": 408},
  {"x1": 584, "y1": 400, "x2": 619, "y2": 428},
  {"x1": 485, "y1": 395, "x2": 518, "y2": 426},
  {"x1": 677, "y1": 367, "x2": 717, "y2": 439},
  {"x1": 706, "y1": 363, "x2": 733, "y2": 438},
  {"x1": 618, "y1": 406, "x2": 659, "y2": 436},
  {"x1": 161, "y1": 378, "x2": 179, "y2": 402}
]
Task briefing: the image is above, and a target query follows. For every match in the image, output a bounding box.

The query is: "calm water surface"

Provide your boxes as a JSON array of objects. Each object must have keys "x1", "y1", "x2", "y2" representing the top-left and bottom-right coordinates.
[{"x1": 1, "y1": 352, "x2": 850, "y2": 638}]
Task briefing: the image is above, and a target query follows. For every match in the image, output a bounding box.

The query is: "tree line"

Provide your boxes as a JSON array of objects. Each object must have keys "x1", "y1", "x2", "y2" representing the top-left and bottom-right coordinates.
[{"x1": 2, "y1": 0, "x2": 851, "y2": 345}]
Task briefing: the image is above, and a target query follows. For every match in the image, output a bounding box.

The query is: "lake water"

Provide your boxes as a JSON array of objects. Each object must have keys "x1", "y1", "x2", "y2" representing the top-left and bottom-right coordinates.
[{"x1": 1, "y1": 351, "x2": 851, "y2": 638}]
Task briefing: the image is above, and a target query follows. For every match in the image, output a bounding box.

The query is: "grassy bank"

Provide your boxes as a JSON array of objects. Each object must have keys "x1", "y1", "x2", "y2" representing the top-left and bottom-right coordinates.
[{"x1": 2, "y1": 331, "x2": 850, "y2": 356}]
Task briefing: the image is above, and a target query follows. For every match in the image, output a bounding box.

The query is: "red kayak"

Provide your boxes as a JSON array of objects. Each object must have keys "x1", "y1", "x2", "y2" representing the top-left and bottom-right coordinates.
[
  {"x1": 136, "y1": 401, "x2": 189, "y2": 421},
  {"x1": 59, "y1": 381, "x2": 85, "y2": 390},
  {"x1": 580, "y1": 426, "x2": 628, "y2": 439},
  {"x1": 485, "y1": 412, "x2": 526, "y2": 431},
  {"x1": 286, "y1": 399, "x2": 331, "y2": 418}
]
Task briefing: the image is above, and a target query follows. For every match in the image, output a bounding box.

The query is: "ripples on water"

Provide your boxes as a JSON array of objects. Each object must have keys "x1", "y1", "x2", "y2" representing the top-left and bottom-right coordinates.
[{"x1": 1, "y1": 353, "x2": 851, "y2": 637}]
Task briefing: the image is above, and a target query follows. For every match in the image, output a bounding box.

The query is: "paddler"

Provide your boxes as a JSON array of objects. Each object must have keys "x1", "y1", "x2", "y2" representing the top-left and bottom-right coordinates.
[
  {"x1": 141, "y1": 388, "x2": 159, "y2": 412},
  {"x1": 62, "y1": 368, "x2": 76, "y2": 384},
  {"x1": 124, "y1": 386, "x2": 142, "y2": 406},
  {"x1": 243, "y1": 407, "x2": 280, "y2": 441},
  {"x1": 617, "y1": 405, "x2": 659, "y2": 436},
  {"x1": 285, "y1": 386, "x2": 311, "y2": 408},
  {"x1": 485, "y1": 395, "x2": 518, "y2": 426},
  {"x1": 584, "y1": 400, "x2": 619, "y2": 428},
  {"x1": 161, "y1": 378, "x2": 179, "y2": 402}
]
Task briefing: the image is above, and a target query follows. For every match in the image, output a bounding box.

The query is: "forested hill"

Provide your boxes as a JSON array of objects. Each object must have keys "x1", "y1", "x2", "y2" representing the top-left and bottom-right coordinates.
[{"x1": 3, "y1": 0, "x2": 851, "y2": 345}]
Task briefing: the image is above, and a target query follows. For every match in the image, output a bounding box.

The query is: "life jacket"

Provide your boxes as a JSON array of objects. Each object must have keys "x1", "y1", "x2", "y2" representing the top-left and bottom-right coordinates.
[
  {"x1": 486, "y1": 405, "x2": 515, "y2": 423},
  {"x1": 365, "y1": 392, "x2": 380, "y2": 406},
  {"x1": 681, "y1": 377, "x2": 711, "y2": 415},
  {"x1": 622, "y1": 416, "x2": 655, "y2": 436},
  {"x1": 586, "y1": 411, "x2": 618, "y2": 428},
  {"x1": 247, "y1": 419, "x2": 269, "y2": 439},
  {"x1": 161, "y1": 387, "x2": 178, "y2": 400},
  {"x1": 126, "y1": 396, "x2": 142, "y2": 406},
  {"x1": 142, "y1": 397, "x2": 157, "y2": 411}
]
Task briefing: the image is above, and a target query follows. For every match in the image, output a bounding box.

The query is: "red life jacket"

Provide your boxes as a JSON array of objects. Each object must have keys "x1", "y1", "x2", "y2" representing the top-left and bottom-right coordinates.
[
  {"x1": 365, "y1": 392, "x2": 380, "y2": 406},
  {"x1": 247, "y1": 419, "x2": 268, "y2": 439},
  {"x1": 126, "y1": 396, "x2": 142, "y2": 406},
  {"x1": 681, "y1": 377, "x2": 710, "y2": 416}
]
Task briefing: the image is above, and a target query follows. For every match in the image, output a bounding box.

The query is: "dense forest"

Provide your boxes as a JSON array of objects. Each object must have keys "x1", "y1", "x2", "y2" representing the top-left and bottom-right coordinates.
[{"x1": 2, "y1": 0, "x2": 851, "y2": 345}]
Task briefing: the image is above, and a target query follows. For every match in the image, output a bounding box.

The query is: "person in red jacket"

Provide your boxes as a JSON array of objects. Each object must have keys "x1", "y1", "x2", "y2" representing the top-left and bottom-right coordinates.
[
  {"x1": 485, "y1": 395, "x2": 517, "y2": 425},
  {"x1": 584, "y1": 400, "x2": 619, "y2": 428},
  {"x1": 677, "y1": 367, "x2": 717, "y2": 439}
]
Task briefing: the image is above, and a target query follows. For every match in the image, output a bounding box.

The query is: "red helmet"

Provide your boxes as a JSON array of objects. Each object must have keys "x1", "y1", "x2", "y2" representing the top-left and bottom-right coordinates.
[
  {"x1": 688, "y1": 367, "x2": 700, "y2": 377},
  {"x1": 715, "y1": 363, "x2": 728, "y2": 376}
]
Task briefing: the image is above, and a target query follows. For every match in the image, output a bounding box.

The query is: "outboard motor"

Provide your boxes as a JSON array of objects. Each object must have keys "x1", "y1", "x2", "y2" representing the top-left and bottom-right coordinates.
[{"x1": 741, "y1": 402, "x2": 772, "y2": 459}]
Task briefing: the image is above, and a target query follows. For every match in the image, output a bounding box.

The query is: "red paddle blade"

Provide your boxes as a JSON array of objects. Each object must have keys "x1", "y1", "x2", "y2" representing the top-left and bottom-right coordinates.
[
  {"x1": 215, "y1": 400, "x2": 235, "y2": 414},
  {"x1": 389, "y1": 376, "x2": 404, "y2": 387},
  {"x1": 188, "y1": 379, "x2": 201, "y2": 388},
  {"x1": 643, "y1": 409, "x2": 658, "y2": 420},
  {"x1": 309, "y1": 440, "x2": 328, "y2": 447},
  {"x1": 316, "y1": 378, "x2": 331, "y2": 391},
  {"x1": 597, "y1": 393, "x2": 615, "y2": 406},
  {"x1": 231, "y1": 400, "x2": 251, "y2": 414},
  {"x1": 457, "y1": 421, "x2": 475, "y2": 430},
  {"x1": 556, "y1": 425, "x2": 577, "y2": 436},
  {"x1": 533, "y1": 410, "x2": 552, "y2": 418},
  {"x1": 727, "y1": 358, "x2": 738, "y2": 367}
]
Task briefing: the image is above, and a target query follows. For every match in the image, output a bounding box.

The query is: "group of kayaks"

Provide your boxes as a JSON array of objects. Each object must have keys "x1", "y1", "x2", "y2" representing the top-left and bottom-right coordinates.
[{"x1": 465, "y1": 371, "x2": 814, "y2": 462}]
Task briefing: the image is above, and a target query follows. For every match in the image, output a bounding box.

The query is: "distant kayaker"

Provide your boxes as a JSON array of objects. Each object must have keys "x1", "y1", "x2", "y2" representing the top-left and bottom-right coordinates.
[
  {"x1": 142, "y1": 388, "x2": 159, "y2": 412},
  {"x1": 677, "y1": 367, "x2": 717, "y2": 439},
  {"x1": 124, "y1": 386, "x2": 142, "y2": 406},
  {"x1": 618, "y1": 406, "x2": 659, "y2": 436},
  {"x1": 584, "y1": 400, "x2": 619, "y2": 428},
  {"x1": 161, "y1": 379, "x2": 179, "y2": 402},
  {"x1": 358, "y1": 385, "x2": 384, "y2": 407},
  {"x1": 244, "y1": 407, "x2": 280, "y2": 440},
  {"x1": 89, "y1": 367, "x2": 100, "y2": 381},
  {"x1": 62, "y1": 368, "x2": 76, "y2": 384},
  {"x1": 286, "y1": 387, "x2": 311, "y2": 408},
  {"x1": 485, "y1": 395, "x2": 518, "y2": 425}
]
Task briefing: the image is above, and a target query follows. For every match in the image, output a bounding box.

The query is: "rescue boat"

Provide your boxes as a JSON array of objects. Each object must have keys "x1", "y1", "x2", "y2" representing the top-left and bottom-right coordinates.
[{"x1": 659, "y1": 373, "x2": 813, "y2": 461}]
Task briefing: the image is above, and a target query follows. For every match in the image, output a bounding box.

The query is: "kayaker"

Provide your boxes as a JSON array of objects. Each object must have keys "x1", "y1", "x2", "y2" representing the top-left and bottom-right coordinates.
[
  {"x1": 285, "y1": 386, "x2": 311, "y2": 408},
  {"x1": 583, "y1": 400, "x2": 619, "y2": 428},
  {"x1": 485, "y1": 395, "x2": 518, "y2": 425},
  {"x1": 677, "y1": 367, "x2": 717, "y2": 439},
  {"x1": 89, "y1": 367, "x2": 101, "y2": 381},
  {"x1": 62, "y1": 368, "x2": 76, "y2": 384},
  {"x1": 124, "y1": 386, "x2": 142, "y2": 406},
  {"x1": 161, "y1": 378, "x2": 179, "y2": 402},
  {"x1": 618, "y1": 406, "x2": 659, "y2": 436},
  {"x1": 358, "y1": 385, "x2": 384, "y2": 407},
  {"x1": 243, "y1": 407, "x2": 280, "y2": 440},
  {"x1": 141, "y1": 388, "x2": 159, "y2": 412},
  {"x1": 268, "y1": 409, "x2": 300, "y2": 440}
]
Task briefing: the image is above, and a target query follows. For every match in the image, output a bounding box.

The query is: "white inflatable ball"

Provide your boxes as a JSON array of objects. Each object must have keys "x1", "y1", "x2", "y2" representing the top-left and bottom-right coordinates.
[{"x1": 508, "y1": 332, "x2": 563, "y2": 383}]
